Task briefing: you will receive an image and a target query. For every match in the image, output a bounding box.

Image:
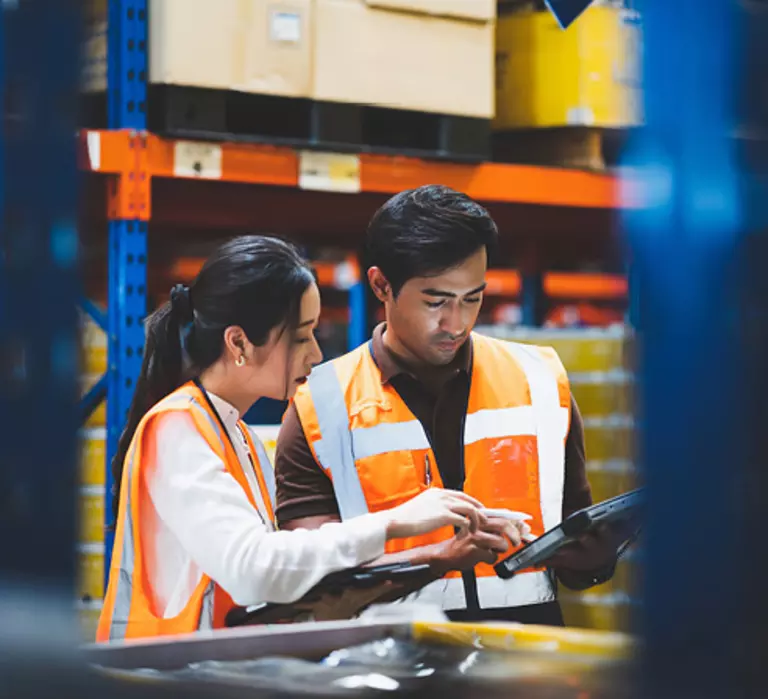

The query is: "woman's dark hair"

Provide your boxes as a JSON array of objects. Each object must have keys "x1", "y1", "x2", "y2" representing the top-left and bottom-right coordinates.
[
  {"x1": 364, "y1": 184, "x2": 498, "y2": 297},
  {"x1": 111, "y1": 235, "x2": 314, "y2": 519}
]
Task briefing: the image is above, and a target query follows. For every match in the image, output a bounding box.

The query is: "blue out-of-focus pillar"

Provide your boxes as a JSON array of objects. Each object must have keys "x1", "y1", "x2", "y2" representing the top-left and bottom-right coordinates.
[
  {"x1": 625, "y1": 1, "x2": 768, "y2": 696},
  {"x1": 0, "y1": 0, "x2": 81, "y2": 591}
]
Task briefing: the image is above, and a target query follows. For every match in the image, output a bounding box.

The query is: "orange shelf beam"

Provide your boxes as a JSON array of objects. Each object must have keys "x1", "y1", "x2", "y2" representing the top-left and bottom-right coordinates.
[
  {"x1": 168, "y1": 257, "x2": 626, "y2": 301},
  {"x1": 81, "y1": 130, "x2": 636, "y2": 210}
]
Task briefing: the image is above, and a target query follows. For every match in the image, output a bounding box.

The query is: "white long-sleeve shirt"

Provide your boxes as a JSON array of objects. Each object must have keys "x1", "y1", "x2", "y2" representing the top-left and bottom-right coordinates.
[{"x1": 141, "y1": 392, "x2": 388, "y2": 617}]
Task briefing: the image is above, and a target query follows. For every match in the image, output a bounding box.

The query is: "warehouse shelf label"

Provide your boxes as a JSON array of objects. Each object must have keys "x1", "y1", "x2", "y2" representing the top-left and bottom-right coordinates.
[
  {"x1": 174, "y1": 141, "x2": 224, "y2": 180},
  {"x1": 87, "y1": 131, "x2": 101, "y2": 171},
  {"x1": 270, "y1": 10, "x2": 302, "y2": 43},
  {"x1": 299, "y1": 151, "x2": 361, "y2": 194}
]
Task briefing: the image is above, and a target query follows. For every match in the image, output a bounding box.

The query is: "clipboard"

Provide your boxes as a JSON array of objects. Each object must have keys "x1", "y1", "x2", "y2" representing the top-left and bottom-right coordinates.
[
  {"x1": 494, "y1": 488, "x2": 644, "y2": 580},
  {"x1": 225, "y1": 562, "x2": 433, "y2": 627}
]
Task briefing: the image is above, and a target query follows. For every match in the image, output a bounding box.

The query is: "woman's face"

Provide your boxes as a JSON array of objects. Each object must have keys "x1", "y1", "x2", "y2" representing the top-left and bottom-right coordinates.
[{"x1": 260, "y1": 283, "x2": 323, "y2": 401}]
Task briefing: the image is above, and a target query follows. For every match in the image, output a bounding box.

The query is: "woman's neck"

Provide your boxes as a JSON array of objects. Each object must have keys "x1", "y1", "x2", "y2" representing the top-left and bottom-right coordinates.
[{"x1": 198, "y1": 362, "x2": 259, "y2": 418}]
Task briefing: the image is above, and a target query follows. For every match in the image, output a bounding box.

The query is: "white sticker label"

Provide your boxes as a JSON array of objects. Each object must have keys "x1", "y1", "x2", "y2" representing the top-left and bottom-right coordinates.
[
  {"x1": 270, "y1": 11, "x2": 301, "y2": 43},
  {"x1": 299, "y1": 151, "x2": 361, "y2": 194},
  {"x1": 173, "y1": 141, "x2": 223, "y2": 180},
  {"x1": 86, "y1": 131, "x2": 101, "y2": 171}
]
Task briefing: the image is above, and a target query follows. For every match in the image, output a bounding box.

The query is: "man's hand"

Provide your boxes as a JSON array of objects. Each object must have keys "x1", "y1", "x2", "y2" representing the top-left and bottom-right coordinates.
[
  {"x1": 428, "y1": 514, "x2": 526, "y2": 575},
  {"x1": 543, "y1": 520, "x2": 637, "y2": 572}
]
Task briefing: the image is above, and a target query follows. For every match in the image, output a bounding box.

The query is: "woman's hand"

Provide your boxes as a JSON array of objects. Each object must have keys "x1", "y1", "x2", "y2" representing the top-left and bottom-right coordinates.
[{"x1": 383, "y1": 488, "x2": 485, "y2": 540}]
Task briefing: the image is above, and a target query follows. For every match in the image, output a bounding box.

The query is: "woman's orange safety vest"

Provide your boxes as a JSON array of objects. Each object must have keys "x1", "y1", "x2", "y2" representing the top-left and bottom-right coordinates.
[
  {"x1": 96, "y1": 382, "x2": 275, "y2": 642},
  {"x1": 293, "y1": 333, "x2": 570, "y2": 612}
]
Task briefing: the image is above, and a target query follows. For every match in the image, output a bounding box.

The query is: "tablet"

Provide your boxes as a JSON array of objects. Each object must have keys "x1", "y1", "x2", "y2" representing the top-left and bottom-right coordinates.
[
  {"x1": 493, "y1": 488, "x2": 644, "y2": 580},
  {"x1": 225, "y1": 562, "x2": 433, "y2": 627}
]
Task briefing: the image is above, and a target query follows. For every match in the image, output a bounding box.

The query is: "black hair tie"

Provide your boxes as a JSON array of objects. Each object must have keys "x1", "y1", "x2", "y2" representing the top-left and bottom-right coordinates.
[{"x1": 170, "y1": 284, "x2": 193, "y2": 324}]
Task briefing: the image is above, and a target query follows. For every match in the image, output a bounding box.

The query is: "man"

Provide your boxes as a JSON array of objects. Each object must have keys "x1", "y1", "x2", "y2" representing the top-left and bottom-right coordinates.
[{"x1": 275, "y1": 185, "x2": 624, "y2": 625}]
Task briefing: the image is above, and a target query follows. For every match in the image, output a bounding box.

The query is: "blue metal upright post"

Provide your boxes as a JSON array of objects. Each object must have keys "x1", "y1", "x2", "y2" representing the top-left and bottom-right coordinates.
[
  {"x1": 347, "y1": 279, "x2": 368, "y2": 350},
  {"x1": 521, "y1": 272, "x2": 545, "y2": 327},
  {"x1": 0, "y1": 0, "x2": 81, "y2": 589},
  {"x1": 104, "y1": 0, "x2": 149, "y2": 568}
]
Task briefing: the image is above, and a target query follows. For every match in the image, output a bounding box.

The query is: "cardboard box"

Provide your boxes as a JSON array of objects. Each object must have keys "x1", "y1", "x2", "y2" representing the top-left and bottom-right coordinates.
[
  {"x1": 314, "y1": 0, "x2": 496, "y2": 118},
  {"x1": 82, "y1": 0, "x2": 107, "y2": 92},
  {"x1": 495, "y1": 6, "x2": 643, "y2": 129},
  {"x1": 149, "y1": 0, "x2": 314, "y2": 98},
  {"x1": 366, "y1": 0, "x2": 495, "y2": 21}
]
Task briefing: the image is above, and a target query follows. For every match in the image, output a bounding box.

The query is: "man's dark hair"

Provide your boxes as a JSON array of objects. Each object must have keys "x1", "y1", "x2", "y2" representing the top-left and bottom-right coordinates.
[{"x1": 364, "y1": 185, "x2": 498, "y2": 297}]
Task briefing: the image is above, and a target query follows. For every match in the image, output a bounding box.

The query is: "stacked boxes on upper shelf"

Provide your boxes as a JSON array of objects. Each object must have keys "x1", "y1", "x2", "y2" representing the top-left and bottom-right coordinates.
[
  {"x1": 477, "y1": 324, "x2": 640, "y2": 632},
  {"x1": 83, "y1": 0, "x2": 496, "y2": 159},
  {"x1": 78, "y1": 310, "x2": 108, "y2": 640},
  {"x1": 494, "y1": 1, "x2": 643, "y2": 169}
]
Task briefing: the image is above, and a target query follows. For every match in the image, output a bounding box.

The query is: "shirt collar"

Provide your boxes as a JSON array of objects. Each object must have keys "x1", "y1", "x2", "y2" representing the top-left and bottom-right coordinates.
[
  {"x1": 370, "y1": 323, "x2": 472, "y2": 385},
  {"x1": 207, "y1": 391, "x2": 241, "y2": 432}
]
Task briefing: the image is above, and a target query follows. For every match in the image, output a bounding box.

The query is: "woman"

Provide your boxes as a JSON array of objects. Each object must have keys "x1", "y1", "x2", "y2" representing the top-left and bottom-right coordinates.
[{"x1": 97, "y1": 236, "x2": 486, "y2": 642}]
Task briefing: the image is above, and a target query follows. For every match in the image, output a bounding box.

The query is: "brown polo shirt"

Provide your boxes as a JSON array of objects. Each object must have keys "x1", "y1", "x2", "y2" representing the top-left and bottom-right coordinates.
[{"x1": 275, "y1": 324, "x2": 593, "y2": 526}]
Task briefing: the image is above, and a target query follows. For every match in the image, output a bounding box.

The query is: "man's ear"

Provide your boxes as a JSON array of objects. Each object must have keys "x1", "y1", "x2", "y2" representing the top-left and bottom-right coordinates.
[{"x1": 367, "y1": 267, "x2": 392, "y2": 303}]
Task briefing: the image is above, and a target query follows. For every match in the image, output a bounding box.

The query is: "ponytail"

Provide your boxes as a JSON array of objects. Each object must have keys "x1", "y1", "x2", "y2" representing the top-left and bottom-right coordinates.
[
  {"x1": 110, "y1": 284, "x2": 192, "y2": 521},
  {"x1": 108, "y1": 236, "x2": 314, "y2": 523}
]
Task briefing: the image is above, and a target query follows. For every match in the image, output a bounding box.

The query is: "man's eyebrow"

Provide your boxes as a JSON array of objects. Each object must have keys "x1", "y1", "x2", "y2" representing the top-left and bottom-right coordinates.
[{"x1": 421, "y1": 283, "x2": 487, "y2": 298}]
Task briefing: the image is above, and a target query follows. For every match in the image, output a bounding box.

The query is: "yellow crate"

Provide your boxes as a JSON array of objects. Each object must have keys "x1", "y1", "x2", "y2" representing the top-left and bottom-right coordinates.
[
  {"x1": 79, "y1": 604, "x2": 102, "y2": 642},
  {"x1": 567, "y1": 553, "x2": 642, "y2": 602},
  {"x1": 586, "y1": 463, "x2": 638, "y2": 503},
  {"x1": 547, "y1": 337, "x2": 628, "y2": 374},
  {"x1": 84, "y1": 401, "x2": 107, "y2": 428},
  {"x1": 249, "y1": 425, "x2": 280, "y2": 465},
  {"x1": 78, "y1": 490, "x2": 106, "y2": 544},
  {"x1": 570, "y1": 375, "x2": 634, "y2": 417},
  {"x1": 583, "y1": 419, "x2": 635, "y2": 462},
  {"x1": 79, "y1": 428, "x2": 106, "y2": 487},
  {"x1": 560, "y1": 594, "x2": 637, "y2": 633},
  {"x1": 79, "y1": 309, "x2": 108, "y2": 375},
  {"x1": 81, "y1": 343, "x2": 107, "y2": 376},
  {"x1": 77, "y1": 548, "x2": 105, "y2": 602},
  {"x1": 477, "y1": 327, "x2": 634, "y2": 374},
  {"x1": 80, "y1": 373, "x2": 106, "y2": 427},
  {"x1": 495, "y1": 5, "x2": 643, "y2": 130}
]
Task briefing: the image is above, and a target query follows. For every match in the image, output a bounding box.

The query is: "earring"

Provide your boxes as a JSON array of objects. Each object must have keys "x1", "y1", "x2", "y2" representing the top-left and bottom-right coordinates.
[{"x1": 235, "y1": 355, "x2": 246, "y2": 368}]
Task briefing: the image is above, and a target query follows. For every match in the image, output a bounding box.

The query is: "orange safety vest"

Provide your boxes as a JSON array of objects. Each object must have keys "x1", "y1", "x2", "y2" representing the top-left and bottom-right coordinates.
[
  {"x1": 96, "y1": 382, "x2": 275, "y2": 642},
  {"x1": 293, "y1": 333, "x2": 571, "y2": 612}
]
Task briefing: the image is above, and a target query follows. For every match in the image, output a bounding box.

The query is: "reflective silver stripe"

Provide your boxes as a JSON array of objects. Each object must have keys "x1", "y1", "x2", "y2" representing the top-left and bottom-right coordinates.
[
  {"x1": 348, "y1": 405, "x2": 567, "y2": 458},
  {"x1": 475, "y1": 571, "x2": 555, "y2": 609},
  {"x1": 307, "y1": 361, "x2": 369, "y2": 520},
  {"x1": 464, "y1": 406, "x2": 536, "y2": 444},
  {"x1": 198, "y1": 582, "x2": 216, "y2": 632},
  {"x1": 406, "y1": 576, "x2": 467, "y2": 611},
  {"x1": 503, "y1": 342, "x2": 566, "y2": 533},
  {"x1": 404, "y1": 571, "x2": 554, "y2": 611},
  {"x1": 109, "y1": 439, "x2": 139, "y2": 641},
  {"x1": 350, "y1": 420, "x2": 430, "y2": 460},
  {"x1": 250, "y1": 432, "x2": 276, "y2": 509}
]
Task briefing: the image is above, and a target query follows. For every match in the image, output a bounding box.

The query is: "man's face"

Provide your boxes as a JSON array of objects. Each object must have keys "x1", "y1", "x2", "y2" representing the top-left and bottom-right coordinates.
[{"x1": 371, "y1": 247, "x2": 488, "y2": 367}]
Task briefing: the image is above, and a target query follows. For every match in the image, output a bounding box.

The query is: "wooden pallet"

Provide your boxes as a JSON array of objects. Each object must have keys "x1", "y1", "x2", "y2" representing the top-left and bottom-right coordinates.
[
  {"x1": 493, "y1": 127, "x2": 633, "y2": 171},
  {"x1": 135, "y1": 86, "x2": 489, "y2": 163}
]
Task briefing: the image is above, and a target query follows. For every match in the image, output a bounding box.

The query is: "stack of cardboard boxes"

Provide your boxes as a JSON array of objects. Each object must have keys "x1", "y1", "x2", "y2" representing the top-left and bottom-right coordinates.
[{"x1": 84, "y1": 0, "x2": 496, "y2": 120}]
